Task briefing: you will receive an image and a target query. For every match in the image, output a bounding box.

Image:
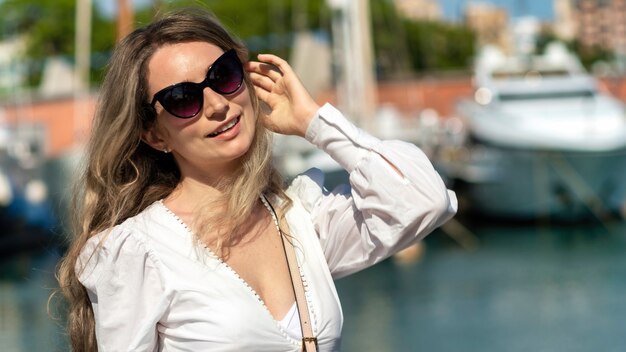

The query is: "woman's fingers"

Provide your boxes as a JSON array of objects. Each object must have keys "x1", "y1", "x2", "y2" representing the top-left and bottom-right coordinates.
[
  {"x1": 253, "y1": 85, "x2": 271, "y2": 105},
  {"x1": 256, "y1": 54, "x2": 293, "y2": 77},
  {"x1": 245, "y1": 61, "x2": 283, "y2": 82},
  {"x1": 248, "y1": 72, "x2": 276, "y2": 93},
  {"x1": 247, "y1": 54, "x2": 317, "y2": 137}
]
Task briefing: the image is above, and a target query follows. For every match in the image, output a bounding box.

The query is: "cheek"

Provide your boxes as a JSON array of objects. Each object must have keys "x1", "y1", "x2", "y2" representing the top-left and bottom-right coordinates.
[
  {"x1": 156, "y1": 115, "x2": 199, "y2": 141},
  {"x1": 234, "y1": 89, "x2": 257, "y2": 124},
  {"x1": 235, "y1": 84, "x2": 254, "y2": 109},
  {"x1": 150, "y1": 120, "x2": 170, "y2": 140},
  {"x1": 244, "y1": 90, "x2": 258, "y2": 118},
  {"x1": 149, "y1": 121, "x2": 183, "y2": 149}
]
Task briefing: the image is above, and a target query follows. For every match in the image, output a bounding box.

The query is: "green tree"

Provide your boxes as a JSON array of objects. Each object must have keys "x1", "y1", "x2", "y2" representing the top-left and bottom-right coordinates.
[
  {"x1": 403, "y1": 19, "x2": 476, "y2": 73},
  {"x1": 369, "y1": 0, "x2": 412, "y2": 79},
  {"x1": 366, "y1": 0, "x2": 475, "y2": 77},
  {"x1": 570, "y1": 41, "x2": 613, "y2": 70},
  {"x1": 1, "y1": 0, "x2": 477, "y2": 90},
  {"x1": 0, "y1": 0, "x2": 115, "y2": 86},
  {"x1": 536, "y1": 31, "x2": 613, "y2": 70},
  {"x1": 138, "y1": 0, "x2": 330, "y2": 59}
]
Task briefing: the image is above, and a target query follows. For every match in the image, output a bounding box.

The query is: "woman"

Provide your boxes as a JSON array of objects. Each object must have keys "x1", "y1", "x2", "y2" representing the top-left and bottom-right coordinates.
[{"x1": 58, "y1": 9, "x2": 457, "y2": 352}]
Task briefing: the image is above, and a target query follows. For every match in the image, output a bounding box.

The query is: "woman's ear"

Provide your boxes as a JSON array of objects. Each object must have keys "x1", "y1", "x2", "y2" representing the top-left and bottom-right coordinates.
[{"x1": 141, "y1": 126, "x2": 169, "y2": 152}]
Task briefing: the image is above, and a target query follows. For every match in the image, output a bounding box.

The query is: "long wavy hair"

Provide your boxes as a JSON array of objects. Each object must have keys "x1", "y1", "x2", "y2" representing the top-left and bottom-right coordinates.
[{"x1": 57, "y1": 9, "x2": 290, "y2": 351}]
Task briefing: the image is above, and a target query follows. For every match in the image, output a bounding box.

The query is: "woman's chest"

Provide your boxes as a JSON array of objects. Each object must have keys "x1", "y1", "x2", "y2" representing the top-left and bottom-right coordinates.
[
  {"x1": 144, "y1": 203, "x2": 344, "y2": 350},
  {"x1": 220, "y1": 222, "x2": 295, "y2": 321},
  {"x1": 153, "y1": 245, "x2": 343, "y2": 350}
]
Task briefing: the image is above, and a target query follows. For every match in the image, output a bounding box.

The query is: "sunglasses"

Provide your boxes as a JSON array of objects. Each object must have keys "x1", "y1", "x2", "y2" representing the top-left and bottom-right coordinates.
[{"x1": 149, "y1": 49, "x2": 244, "y2": 119}]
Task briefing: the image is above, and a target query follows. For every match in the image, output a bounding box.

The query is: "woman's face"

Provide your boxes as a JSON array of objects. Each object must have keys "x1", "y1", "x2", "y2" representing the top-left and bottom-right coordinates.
[{"x1": 144, "y1": 41, "x2": 256, "y2": 180}]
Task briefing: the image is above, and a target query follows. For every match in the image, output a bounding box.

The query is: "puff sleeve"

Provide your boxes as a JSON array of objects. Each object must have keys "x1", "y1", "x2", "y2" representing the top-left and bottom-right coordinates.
[
  {"x1": 77, "y1": 228, "x2": 171, "y2": 352},
  {"x1": 294, "y1": 103, "x2": 457, "y2": 279}
]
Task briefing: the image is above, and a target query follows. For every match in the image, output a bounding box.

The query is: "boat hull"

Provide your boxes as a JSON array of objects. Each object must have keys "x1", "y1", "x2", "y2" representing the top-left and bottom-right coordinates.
[{"x1": 456, "y1": 145, "x2": 626, "y2": 220}]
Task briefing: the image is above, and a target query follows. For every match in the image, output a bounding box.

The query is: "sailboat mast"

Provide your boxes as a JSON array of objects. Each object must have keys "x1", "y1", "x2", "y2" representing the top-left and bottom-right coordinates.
[
  {"x1": 74, "y1": 0, "x2": 92, "y2": 93},
  {"x1": 327, "y1": 0, "x2": 377, "y2": 128},
  {"x1": 73, "y1": 0, "x2": 92, "y2": 145},
  {"x1": 117, "y1": 0, "x2": 134, "y2": 41},
  {"x1": 352, "y1": 0, "x2": 377, "y2": 129}
]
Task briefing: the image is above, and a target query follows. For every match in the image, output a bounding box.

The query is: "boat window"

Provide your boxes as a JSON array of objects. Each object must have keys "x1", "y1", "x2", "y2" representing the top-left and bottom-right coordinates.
[
  {"x1": 498, "y1": 90, "x2": 595, "y2": 101},
  {"x1": 492, "y1": 69, "x2": 570, "y2": 80}
]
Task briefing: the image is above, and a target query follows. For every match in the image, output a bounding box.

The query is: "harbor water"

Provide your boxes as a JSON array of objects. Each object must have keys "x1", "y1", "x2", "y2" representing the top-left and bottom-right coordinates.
[
  {"x1": 1, "y1": 219, "x2": 625, "y2": 351},
  {"x1": 337, "y1": 220, "x2": 626, "y2": 352}
]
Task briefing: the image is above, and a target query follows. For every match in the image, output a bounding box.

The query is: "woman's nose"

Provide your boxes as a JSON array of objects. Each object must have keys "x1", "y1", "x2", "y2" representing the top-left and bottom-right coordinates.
[{"x1": 202, "y1": 88, "x2": 229, "y2": 117}]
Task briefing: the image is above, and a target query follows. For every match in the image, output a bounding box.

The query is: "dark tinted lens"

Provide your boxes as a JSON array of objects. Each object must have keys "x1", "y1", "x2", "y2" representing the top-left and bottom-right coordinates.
[
  {"x1": 161, "y1": 85, "x2": 203, "y2": 118},
  {"x1": 150, "y1": 50, "x2": 243, "y2": 119},
  {"x1": 208, "y1": 51, "x2": 243, "y2": 94}
]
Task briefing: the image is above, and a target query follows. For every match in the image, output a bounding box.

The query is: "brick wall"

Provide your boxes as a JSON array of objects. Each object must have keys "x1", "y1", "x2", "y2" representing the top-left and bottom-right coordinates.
[
  {"x1": 318, "y1": 75, "x2": 626, "y2": 119},
  {"x1": 3, "y1": 75, "x2": 626, "y2": 158},
  {"x1": 2, "y1": 95, "x2": 96, "y2": 157}
]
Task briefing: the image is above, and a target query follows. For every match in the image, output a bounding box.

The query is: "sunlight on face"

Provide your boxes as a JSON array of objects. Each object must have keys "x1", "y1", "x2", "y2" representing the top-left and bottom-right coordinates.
[{"x1": 145, "y1": 42, "x2": 256, "y2": 180}]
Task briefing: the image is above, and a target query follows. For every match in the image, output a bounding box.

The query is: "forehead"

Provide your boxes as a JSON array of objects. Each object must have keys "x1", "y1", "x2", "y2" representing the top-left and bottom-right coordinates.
[{"x1": 147, "y1": 41, "x2": 224, "y2": 96}]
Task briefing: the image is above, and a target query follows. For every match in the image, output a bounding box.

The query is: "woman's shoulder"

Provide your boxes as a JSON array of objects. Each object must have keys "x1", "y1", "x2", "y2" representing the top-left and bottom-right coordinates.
[
  {"x1": 288, "y1": 167, "x2": 325, "y2": 191},
  {"x1": 83, "y1": 200, "x2": 164, "y2": 248},
  {"x1": 286, "y1": 168, "x2": 325, "y2": 210},
  {"x1": 76, "y1": 201, "x2": 165, "y2": 287},
  {"x1": 286, "y1": 167, "x2": 350, "y2": 211}
]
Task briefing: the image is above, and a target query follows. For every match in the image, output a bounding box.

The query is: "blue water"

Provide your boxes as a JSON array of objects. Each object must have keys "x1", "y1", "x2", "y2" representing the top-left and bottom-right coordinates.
[
  {"x1": 0, "y1": 250, "x2": 66, "y2": 351},
  {"x1": 337, "y1": 220, "x2": 626, "y2": 352},
  {"x1": 1, "y1": 220, "x2": 625, "y2": 351}
]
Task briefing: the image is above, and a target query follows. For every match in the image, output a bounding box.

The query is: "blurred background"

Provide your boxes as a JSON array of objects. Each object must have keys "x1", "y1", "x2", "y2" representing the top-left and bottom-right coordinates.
[{"x1": 1, "y1": 0, "x2": 625, "y2": 351}]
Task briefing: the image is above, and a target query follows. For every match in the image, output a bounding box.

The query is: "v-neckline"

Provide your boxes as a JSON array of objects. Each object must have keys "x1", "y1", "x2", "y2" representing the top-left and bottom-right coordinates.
[{"x1": 155, "y1": 198, "x2": 308, "y2": 341}]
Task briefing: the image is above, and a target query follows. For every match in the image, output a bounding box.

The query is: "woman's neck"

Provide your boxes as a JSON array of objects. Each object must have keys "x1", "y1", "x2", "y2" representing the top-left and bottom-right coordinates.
[
  {"x1": 164, "y1": 179, "x2": 266, "y2": 253},
  {"x1": 164, "y1": 176, "x2": 224, "y2": 213}
]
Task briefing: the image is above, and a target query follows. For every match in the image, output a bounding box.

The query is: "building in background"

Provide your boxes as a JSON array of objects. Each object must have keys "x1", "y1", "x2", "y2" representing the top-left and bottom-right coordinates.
[
  {"x1": 392, "y1": 0, "x2": 442, "y2": 21},
  {"x1": 553, "y1": 0, "x2": 578, "y2": 41},
  {"x1": 563, "y1": 0, "x2": 626, "y2": 55},
  {"x1": 464, "y1": 2, "x2": 511, "y2": 52}
]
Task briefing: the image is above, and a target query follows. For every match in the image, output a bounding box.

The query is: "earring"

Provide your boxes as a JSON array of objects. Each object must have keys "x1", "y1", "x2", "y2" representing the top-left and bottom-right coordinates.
[{"x1": 163, "y1": 147, "x2": 170, "y2": 153}]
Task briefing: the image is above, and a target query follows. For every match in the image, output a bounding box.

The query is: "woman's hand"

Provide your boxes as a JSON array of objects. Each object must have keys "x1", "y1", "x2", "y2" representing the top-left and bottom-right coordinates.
[{"x1": 246, "y1": 54, "x2": 320, "y2": 137}]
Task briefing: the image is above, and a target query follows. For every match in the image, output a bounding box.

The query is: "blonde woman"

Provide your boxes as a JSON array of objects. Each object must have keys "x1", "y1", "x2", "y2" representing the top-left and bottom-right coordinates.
[{"x1": 58, "y1": 9, "x2": 457, "y2": 352}]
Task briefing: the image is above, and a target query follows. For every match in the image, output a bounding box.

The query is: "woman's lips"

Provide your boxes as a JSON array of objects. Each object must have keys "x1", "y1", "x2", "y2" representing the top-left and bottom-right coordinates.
[{"x1": 207, "y1": 116, "x2": 241, "y2": 138}]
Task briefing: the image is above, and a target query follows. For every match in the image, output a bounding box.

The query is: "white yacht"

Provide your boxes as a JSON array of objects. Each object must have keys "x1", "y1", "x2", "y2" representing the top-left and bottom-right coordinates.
[{"x1": 448, "y1": 43, "x2": 626, "y2": 219}]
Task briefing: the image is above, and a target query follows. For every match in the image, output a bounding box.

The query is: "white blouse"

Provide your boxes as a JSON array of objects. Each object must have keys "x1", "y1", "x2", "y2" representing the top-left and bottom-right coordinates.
[{"x1": 78, "y1": 103, "x2": 457, "y2": 352}]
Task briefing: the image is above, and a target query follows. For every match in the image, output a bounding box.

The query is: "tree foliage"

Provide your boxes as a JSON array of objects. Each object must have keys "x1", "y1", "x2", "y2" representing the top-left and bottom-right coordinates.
[
  {"x1": 403, "y1": 19, "x2": 476, "y2": 73},
  {"x1": 536, "y1": 31, "x2": 613, "y2": 70},
  {"x1": 139, "y1": 0, "x2": 330, "y2": 59},
  {"x1": 369, "y1": 0, "x2": 412, "y2": 79},
  {"x1": 1, "y1": 0, "x2": 114, "y2": 60},
  {"x1": 369, "y1": 0, "x2": 475, "y2": 77},
  {"x1": 0, "y1": 0, "x2": 477, "y2": 89},
  {"x1": 0, "y1": 0, "x2": 115, "y2": 85}
]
